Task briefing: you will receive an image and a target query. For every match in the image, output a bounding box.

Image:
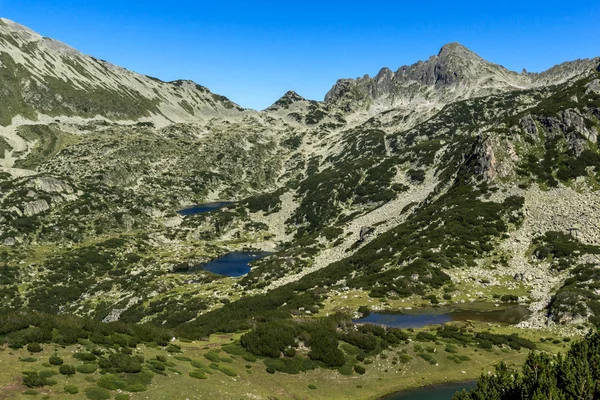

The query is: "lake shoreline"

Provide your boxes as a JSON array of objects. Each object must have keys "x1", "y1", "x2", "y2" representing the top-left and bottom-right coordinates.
[
  {"x1": 375, "y1": 379, "x2": 477, "y2": 400},
  {"x1": 354, "y1": 303, "x2": 530, "y2": 329}
]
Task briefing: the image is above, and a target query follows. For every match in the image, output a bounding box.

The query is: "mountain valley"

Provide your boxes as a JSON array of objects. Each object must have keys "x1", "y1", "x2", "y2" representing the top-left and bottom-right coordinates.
[{"x1": 0, "y1": 17, "x2": 600, "y2": 400}]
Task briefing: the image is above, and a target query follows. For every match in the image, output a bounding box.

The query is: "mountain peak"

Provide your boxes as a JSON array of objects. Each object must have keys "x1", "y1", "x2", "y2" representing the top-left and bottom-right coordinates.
[
  {"x1": 0, "y1": 17, "x2": 40, "y2": 37},
  {"x1": 437, "y1": 42, "x2": 480, "y2": 60},
  {"x1": 267, "y1": 90, "x2": 306, "y2": 110}
]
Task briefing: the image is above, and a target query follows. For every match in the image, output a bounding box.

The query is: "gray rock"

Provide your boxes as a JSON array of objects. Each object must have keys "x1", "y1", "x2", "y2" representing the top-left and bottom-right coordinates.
[
  {"x1": 519, "y1": 115, "x2": 539, "y2": 141},
  {"x1": 585, "y1": 79, "x2": 600, "y2": 95},
  {"x1": 31, "y1": 176, "x2": 73, "y2": 194},
  {"x1": 23, "y1": 199, "x2": 50, "y2": 216}
]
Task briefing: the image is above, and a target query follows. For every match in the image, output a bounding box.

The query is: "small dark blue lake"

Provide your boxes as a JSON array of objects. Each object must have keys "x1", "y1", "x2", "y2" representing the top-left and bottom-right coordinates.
[
  {"x1": 354, "y1": 304, "x2": 530, "y2": 329},
  {"x1": 379, "y1": 381, "x2": 476, "y2": 400},
  {"x1": 356, "y1": 313, "x2": 452, "y2": 328},
  {"x1": 200, "y1": 252, "x2": 270, "y2": 277},
  {"x1": 177, "y1": 201, "x2": 233, "y2": 216}
]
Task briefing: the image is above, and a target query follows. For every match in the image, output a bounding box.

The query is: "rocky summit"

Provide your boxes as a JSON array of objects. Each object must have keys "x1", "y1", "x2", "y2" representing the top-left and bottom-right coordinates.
[{"x1": 0, "y1": 17, "x2": 599, "y2": 400}]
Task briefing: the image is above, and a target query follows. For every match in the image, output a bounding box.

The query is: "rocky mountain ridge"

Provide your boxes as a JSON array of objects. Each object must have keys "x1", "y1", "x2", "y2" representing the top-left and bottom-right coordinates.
[
  {"x1": 0, "y1": 18, "x2": 245, "y2": 128},
  {"x1": 324, "y1": 42, "x2": 599, "y2": 115}
]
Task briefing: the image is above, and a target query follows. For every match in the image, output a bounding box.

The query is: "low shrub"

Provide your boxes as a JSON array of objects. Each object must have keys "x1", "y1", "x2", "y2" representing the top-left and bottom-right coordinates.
[
  {"x1": 49, "y1": 355, "x2": 64, "y2": 365},
  {"x1": 64, "y1": 384, "x2": 79, "y2": 394},
  {"x1": 59, "y1": 364, "x2": 76, "y2": 375},
  {"x1": 27, "y1": 343, "x2": 42, "y2": 353},
  {"x1": 73, "y1": 352, "x2": 96, "y2": 361},
  {"x1": 217, "y1": 365, "x2": 237, "y2": 376},
  {"x1": 23, "y1": 372, "x2": 47, "y2": 388},
  {"x1": 204, "y1": 351, "x2": 221, "y2": 362},
  {"x1": 189, "y1": 370, "x2": 207, "y2": 379},
  {"x1": 84, "y1": 386, "x2": 111, "y2": 400},
  {"x1": 77, "y1": 363, "x2": 98, "y2": 374}
]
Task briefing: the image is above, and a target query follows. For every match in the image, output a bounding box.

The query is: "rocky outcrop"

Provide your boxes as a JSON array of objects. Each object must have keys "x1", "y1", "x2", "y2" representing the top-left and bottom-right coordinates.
[
  {"x1": 23, "y1": 199, "x2": 49, "y2": 216},
  {"x1": 535, "y1": 109, "x2": 598, "y2": 155},
  {"x1": 471, "y1": 135, "x2": 498, "y2": 180},
  {"x1": 519, "y1": 115, "x2": 539, "y2": 142},
  {"x1": 586, "y1": 79, "x2": 600, "y2": 95},
  {"x1": 30, "y1": 176, "x2": 73, "y2": 193}
]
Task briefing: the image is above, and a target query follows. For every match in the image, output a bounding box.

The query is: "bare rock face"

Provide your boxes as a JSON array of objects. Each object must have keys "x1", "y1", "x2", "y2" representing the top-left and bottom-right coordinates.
[
  {"x1": 536, "y1": 109, "x2": 598, "y2": 155},
  {"x1": 324, "y1": 42, "x2": 599, "y2": 115},
  {"x1": 23, "y1": 199, "x2": 49, "y2": 216},
  {"x1": 471, "y1": 135, "x2": 498, "y2": 180},
  {"x1": 30, "y1": 176, "x2": 73, "y2": 194},
  {"x1": 585, "y1": 79, "x2": 600, "y2": 95},
  {"x1": 519, "y1": 115, "x2": 539, "y2": 142}
]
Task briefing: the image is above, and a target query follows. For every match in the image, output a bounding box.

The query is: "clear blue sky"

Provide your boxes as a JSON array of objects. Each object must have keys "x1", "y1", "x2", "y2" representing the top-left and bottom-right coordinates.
[{"x1": 1, "y1": 0, "x2": 599, "y2": 110}]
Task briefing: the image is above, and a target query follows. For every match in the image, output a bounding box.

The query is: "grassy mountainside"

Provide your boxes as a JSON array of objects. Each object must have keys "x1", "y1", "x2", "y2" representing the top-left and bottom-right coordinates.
[{"x1": 0, "y1": 18, "x2": 599, "y2": 400}]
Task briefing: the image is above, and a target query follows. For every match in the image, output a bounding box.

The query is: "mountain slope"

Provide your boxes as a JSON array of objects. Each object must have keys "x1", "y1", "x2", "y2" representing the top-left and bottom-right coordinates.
[
  {"x1": 0, "y1": 18, "x2": 244, "y2": 127},
  {"x1": 0, "y1": 18, "x2": 599, "y2": 400}
]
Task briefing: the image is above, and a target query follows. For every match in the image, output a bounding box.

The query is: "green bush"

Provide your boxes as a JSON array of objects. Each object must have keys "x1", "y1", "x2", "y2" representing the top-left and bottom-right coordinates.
[
  {"x1": 77, "y1": 363, "x2": 98, "y2": 374},
  {"x1": 27, "y1": 343, "x2": 42, "y2": 353},
  {"x1": 59, "y1": 364, "x2": 76, "y2": 375},
  {"x1": 354, "y1": 365, "x2": 366, "y2": 375},
  {"x1": 166, "y1": 344, "x2": 182, "y2": 353},
  {"x1": 241, "y1": 321, "x2": 297, "y2": 358},
  {"x1": 38, "y1": 370, "x2": 58, "y2": 379},
  {"x1": 84, "y1": 386, "x2": 111, "y2": 400},
  {"x1": 418, "y1": 353, "x2": 437, "y2": 365},
  {"x1": 189, "y1": 370, "x2": 208, "y2": 379},
  {"x1": 222, "y1": 343, "x2": 249, "y2": 356},
  {"x1": 73, "y1": 352, "x2": 96, "y2": 361},
  {"x1": 217, "y1": 365, "x2": 237, "y2": 376},
  {"x1": 99, "y1": 353, "x2": 143, "y2": 373},
  {"x1": 263, "y1": 357, "x2": 318, "y2": 374},
  {"x1": 23, "y1": 372, "x2": 47, "y2": 388},
  {"x1": 338, "y1": 363, "x2": 353, "y2": 376},
  {"x1": 49, "y1": 355, "x2": 64, "y2": 365},
  {"x1": 190, "y1": 359, "x2": 208, "y2": 369},
  {"x1": 115, "y1": 394, "x2": 130, "y2": 400},
  {"x1": 64, "y1": 384, "x2": 79, "y2": 394},
  {"x1": 203, "y1": 351, "x2": 221, "y2": 363},
  {"x1": 308, "y1": 384, "x2": 317, "y2": 389},
  {"x1": 445, "y1": 345, "x2": 458, "y2": 353},
  {"x1": 96, "y1": 374, "x2": 126, "y2": 390}
]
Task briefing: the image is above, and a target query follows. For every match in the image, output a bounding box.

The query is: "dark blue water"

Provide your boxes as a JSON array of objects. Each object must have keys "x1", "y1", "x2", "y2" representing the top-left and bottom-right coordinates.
[
  {"x1": 200, "y1": 252, "x2": 270, "y2": 277},
  {"x1": 177, "y1": 201, "x2": 233, "y2": 216},
  {"x1": 355, "y1": 313, "x2": 452, "y2": 328},
  {"x1": 353, "y1": 305, "x2": 530, "y2": 329},
  {"x1": 379, "y1": 381, "x2": 476, "y2": 400}
]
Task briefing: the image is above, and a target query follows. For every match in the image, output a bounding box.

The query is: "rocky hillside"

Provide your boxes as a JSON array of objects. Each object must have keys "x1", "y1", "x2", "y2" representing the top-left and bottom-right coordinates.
[
  {"x1": 0, "y1": 18, "x2": 599, "y2": 348},
  {"x1": 0, "y1": 18, "x2": 244, "y2": 129}
]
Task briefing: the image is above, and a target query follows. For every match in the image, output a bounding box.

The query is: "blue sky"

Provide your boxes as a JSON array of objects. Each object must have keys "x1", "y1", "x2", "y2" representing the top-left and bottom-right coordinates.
[{"x1": 1, "y1": 1, "x2": 599, "y2": 110}]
